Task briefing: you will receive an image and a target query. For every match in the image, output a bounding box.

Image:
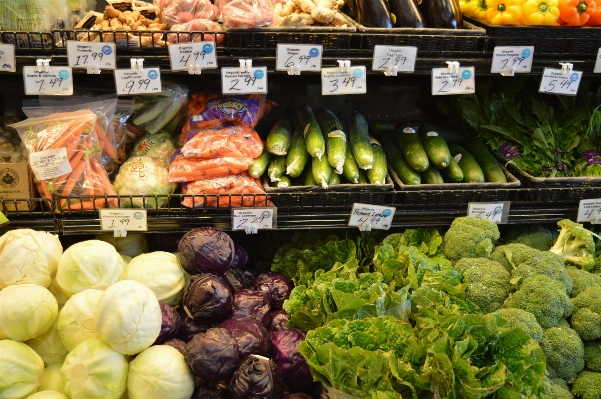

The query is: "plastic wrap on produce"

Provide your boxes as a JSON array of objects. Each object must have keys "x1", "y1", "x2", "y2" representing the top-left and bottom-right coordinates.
[
  {"x1": 169, "y1": 151, "x2": 255, "y2": 182},
  {"x1": 167, "y1": 18, "x2": 224, "y2": 44},
  {"x1": 155, "y1": 0, "x2": 219, "y2": 24},
  {"x1": 113, "y1": 156, "x2": 176, "y2": 208},
  {"x1": 113, "y1": 99, "x2": 136, "y2": 165},
  {"x1": 181, "y1": 126, "x2": 263, "y2": 159},
  {"x1": 220, "y1": 0, "x2": 273, "y2": 28},
  {"x1": 132, "y1": 79, "x2": 189, "y2": 135},
  {"x1": 181, "y1": 173, "x2": 271, "y2": 208}
]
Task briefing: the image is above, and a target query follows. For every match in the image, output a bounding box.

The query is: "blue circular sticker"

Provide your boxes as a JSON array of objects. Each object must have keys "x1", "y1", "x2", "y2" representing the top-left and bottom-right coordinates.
[
  {"x1": 570, "y1": 73, "x2": 579, "y2": 82},
  {"x1": 309, "y1": 48, "x2": 320, "y2": 57},
  {"x1": 203, "y1": 44, "x2": 213, "y2": 54},
  {"x1": 148, "y1": 70, "x2": 158, "y2": 79},
  {"x1": 254, "y1": 69, "x2": 265, "y2": 79},
  {"x1": 521, "y1": 48, "x2": 531, "y2": 58},
  {"x1": 261, "y1": 211, "x2": 271, "y2": 218},
  {"x1": 461, "y1": 70, "x2": 472, "y2": 79},
  {"x1": 101, "y1": 45, "x2": 112, "y2": 55},
  {"x1": 494, "y1": 206, "x2": 503, "y2": 214},
  {"x1": 382, "y1": 209, "x2": 392, "y2": 217},
  {"x1": 352, "y1": 68, "x2": 363, "y2": 78},
  {"x1": 58, "y1": 69, "x2": 70, "y2": 79},
  {"x1": 134, "y1": 212, "x2": 144, "y2": 220}
]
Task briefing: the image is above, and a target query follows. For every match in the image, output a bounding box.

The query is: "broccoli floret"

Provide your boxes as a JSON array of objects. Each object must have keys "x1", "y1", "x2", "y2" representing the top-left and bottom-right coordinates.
[
  {"x1": 511, "y1": 251, "x2": 573, "y2": 295},
  {"x1": 551, "y1": 219, "x2": 597, "y2": 272},
  {"x1": 570, "y1": 286, "x2": 601, "y2": 341},
  {"x1": 572, "y1": 371, "x2": 601, "y2": 399},
  {"x1": 540, "y1": 326, "x2": 585, "y2": 381},
  {"x1": 485, "y1": 308, "x2": 543, "y2": 342},
  {"x1": 444, "y1": 217, "x2": 500, "y2": 261},
  {"x1": 585, "y1": 342, "x2": 601, "y2": 372},
  {"x1": 504, "y1": 275, "x2": 573, "y2": 329},
  {"x1": 567, "y1": 266, "x2": 601, "y2": 298},
  {"x1": 504, "y1": 224, "x2": 558, "y2": 251},
  {"x1": 489, "y1": 243, "x2": 541, "y2": 273},
  {"x1": 554, "y1": 319, "x2": 572, "y2": 329},
  {"x1": 455, "y1": 258, "x2": 510, "y2": 314},
  {"x1": 549, "y1": 378, "x2": 576, "y2": 399}
]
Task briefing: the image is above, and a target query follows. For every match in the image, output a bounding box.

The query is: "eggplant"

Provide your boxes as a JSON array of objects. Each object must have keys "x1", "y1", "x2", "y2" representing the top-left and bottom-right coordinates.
[
  {"x1": 344, "y1": 0, "x2": 359, "y2": 19},
  {"x1": 420, "y1": 0, "x2": 462, "y2": 28},
  {"x1": 357, "y1": 0, "x2": 394, "y2": 28},
  {"x1": 390, "y1": 0, "x2": 426, "y2": 27}
]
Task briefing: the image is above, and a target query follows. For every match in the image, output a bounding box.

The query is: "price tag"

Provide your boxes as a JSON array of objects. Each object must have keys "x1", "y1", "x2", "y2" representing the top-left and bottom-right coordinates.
[
  {"x1": 491, "y1": 46, "x2": 534, "y2": 74},
  {"x1": 114, "y1": 68, "x2": 162, "y2": 95},
  {"x1": 539, "y1": 68, "x2": 582, "y2": 96},
  {"x1": 169, "y1": 42, "x2": 218, "y2": 71},
  {"x1": 348, "y1": 203, "x2": 395, "y2": 230},
  {"x1": 232, "y1": 207, "x2": 276, "y2": 232},
  {"x1": 321, "y1": 67, "x2": 367, "y2": 95},
  {"x1": 577, "y1": 199, "x2": 601, "y2": 223},
  {"x1": 595, "y1": 48, "x2": 601, "y2": 73},
  {"x1": 467, "y1": 202, "x2": 510, "y2": 224},
  {"x1": 432, "y1": 67, "x2": 475, "y2": 95},
  {"x1": 0, "y1": 44, "x2": 16, "y2": 73},
  {"x1": 29, "y1": 147, "x2": 73, "y2": 180},
  {"x1": 23, "y1": 66, "x2": 73, "y2": 95},
  {"x1": 100, "y1": 209, "x2": 148, "y2": 231},
  {"x1": 276, "y1": 44, "x2": 322, "y2": 72},
  {"x1": 222, "y1": 67, "x2": 268, "y2": 95},
  {"x1": 372, "y1": 45, "x2": 417, "y2": 73},
  {"x1": 67, "y1": 41, "x2": 116, "y2": 70}
]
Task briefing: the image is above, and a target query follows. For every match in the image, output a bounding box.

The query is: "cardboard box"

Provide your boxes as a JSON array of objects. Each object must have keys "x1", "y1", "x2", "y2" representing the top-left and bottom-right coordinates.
[{"x1": 0, "y1": 162, "x2": 38, "y2": 212}]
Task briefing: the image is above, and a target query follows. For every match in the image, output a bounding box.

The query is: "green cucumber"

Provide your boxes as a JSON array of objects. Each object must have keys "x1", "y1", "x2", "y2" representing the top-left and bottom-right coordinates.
[
  {"x1": 312, "y1": 155, "x2": 332, "y2": 189},
  {"x1": 268, "y1": 156, "x2": 287, "y2": 182},
  {"x1": 286, "y1": 121, "x2": 310, "y2": 178},
  {"x1": 266, "y1": 118, "x2": 292, "y2": 156},
  {"x1": 421, "y1": 166, "x2": 445, "y2": 185},
  {"x1": 449, "y1": 145, "x2": 485, "y2": 183},
  {"x1": 302, "y1": 166, "x2": 317, "y2": 186},
  {"x1": 395, "y1": 124, "x2": 429, "y2": 172},
  {"x1": 382, "y1": 137, "x2": 420, "y2": 185},
  {"x1": 297, "y1": 104, "x2": 325, "y2": 160},
  {"x1": 314, "y1": 108, "x2": 344, "y2": 132},
  {"x1": 417, "y1": 124, "x2": 451, "y2": 169},
  {"x1": 276, "y1": 176, "x2": 292, "y2": 188},
  {"x1": 357, "y1": 169, "x2": 368, "y2": 184},
  {"x1": 328, "y1": 172, "x2": 340, "y2": 185},
  {"x1": 368, "y1": 138, "x2": 387, "y2": 185},
  {"x1": 342, "y1": 146, "x2": 360, "y2": 184},
  {"x1": 370, "y1": 121, "x2": 396, "y2": 135},
  {"x1": 441, "y1": 158, "x2": 464, "y2": 183},
  {"x1": 348, "y1": 112, "x2": 374, "y2": 170},
  {"x1": 468, "y1": 140, "x2": 507, "y2": 183},
  {"x1": 314, "y1": 109, "x2": 347, "y2": 174},
  {"x1": 248, "y1": 147, "x2": 272, "y2": 179}
]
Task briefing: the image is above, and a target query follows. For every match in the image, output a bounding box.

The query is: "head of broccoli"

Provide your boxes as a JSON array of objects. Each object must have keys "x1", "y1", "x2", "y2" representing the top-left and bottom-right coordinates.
[
  {"x1": 550, "y1": 219, "x2": 597, "y2": 272},
  {"x1": 539, "y1": 326, "x2": 585, "y2": 381},
  {"x1": 503, "y1": 224, "x2": 558, "y2": 252},
  {"x1": 511, "y1": 251, "x2": 573, "y2": 295},
  {"x1": 548, "y1": 378, "x2": 575, "y2": 399},
  {"x1": 444, "y1": 217, "x2": 500, "y2": 261},
  {"x1": 585, "y1": 341, "x2": 601, "y2": 373},
  {"x1": 485, "y1": 308, "x2": 543, "y2": 343},
  {"x1": 455, "y1": 258, "x2": 510, "y2": 314},
  {"x1": 572, "y1": 371, "x2": 601, "y2": 399},
  {"x1": 570, "y1": 286, "x2": 601, "y2": 341},
  {"x1": 567, "y1": 266, "x2": 601, "y2": 298},
  {"x1": 489, "y1": 243, "x2": 541, "y2": 273}
]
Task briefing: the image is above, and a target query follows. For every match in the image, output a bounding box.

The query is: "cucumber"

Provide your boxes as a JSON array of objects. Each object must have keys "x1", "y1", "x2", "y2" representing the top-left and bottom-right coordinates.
[
  {"x1": 248, "y1": 147, "x2": 272, "y2": 179},
  {"x1": 348, "y1": 112, "x2": 374, "y2": 170},
  {"x1": 286, "y1": 121, "x2": 311, "y2": 178},
  {"x1": 370, "y1": 121, "x2": 396, "y2": 135},
  {"x1": 449, "y1": 145, "x2": 485, "y2": 183},
  {"x1": 421, "y1": 166, "x2": 445, "y2": 185},
  {"x1": 268, "y1": 156, "x2": 287, "y2": 183},
  {"x1": 314, "y1": 109, "x2": 347, "y2": 174},
  {"x1": 297, "y1": 104, "x2": 325, "y2": 160},
  {"x1": 468, "y1": 140, "x2": 507, "y2": 183},
  {"x1": 276, "y1": 176, "x2": 292, "y2": 188},
  {"x1": 342, "y1": 146, "x2": 360, "y2": 183},
  {"x1": 302, "y1": 166, "x2": 317, "y2": 186},
  {"x1": 382, "y1": 137, "x2": 420, "y2": 185},
  {"x1": 368, "y1": 138, "x2": 387, "y2": 185},
  {"x1": 328, "y1": 172, "x2": 340, "y2": 185},
  {"x1": 357, "y1": 169, "x2": 368, "y2": 184},
  {"x1": 395, "y1": 124, "x2": 429, "y2": 172},
  {"x1": 314, "y1": 108, "x2": 344, "y2": 132},
  {"x1": 417, "y1": 124, "x2": 451, "y2": 169},
  {"x1": 441, "y1": 157, "x2": 464, "y2": 183},
  {"x1": 266, "y1": 118, "x2": 292, "y2": 156},
  {"x1": 312, "y1": 155, "x2": 332, "y2": 189}
]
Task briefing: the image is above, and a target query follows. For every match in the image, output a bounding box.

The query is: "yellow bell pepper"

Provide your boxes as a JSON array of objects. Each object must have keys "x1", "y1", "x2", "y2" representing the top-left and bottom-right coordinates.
[
  {"x1": 486, "y1": 0, "x2": 524, "y2": 23},
  {"x1": 522, "y1": 0, "x2": 560, "y2": 24},
  {"x1": 465, "y1": 0, "x2": 490, "y2": 18}
]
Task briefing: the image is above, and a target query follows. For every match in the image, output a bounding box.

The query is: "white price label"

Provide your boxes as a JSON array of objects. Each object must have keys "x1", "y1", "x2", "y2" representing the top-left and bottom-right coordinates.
[
  {"x1": 169, "y1": 42, "x2": 217, "y2": 72},
  {"x1": 114, "y1": 68, "x2": 162, "y2": 95},
  {"x1": 321, "y1": 67, "x2": 367, "y2": 95},
  {"x1": 467, "y1": 202, "x2": 510, "y2": 224},
  {"x1": 539, "y1": 68, "x2": 582, "y2": 96},
  {"x1": 222, "y1": 67, "x2": 268, "y2": 95},
  {"x1": 29, "y1": 147, "x2": 73, "y2": 180},
  {"x1": 348, "y1": 203, "x2": 395, "y2": 230},
  {"x1": 577, "y1": 199, "x2": 601, "y2": 223},
  {"x1": 595, "y1": 48, "x2": 601, "y2": 73},
  {"x1": 491, "y1": 46, "x2": 534, "y2": 74},
  {"x1": 372, "y1": 45, "x2": 417, "y2": 73},
  {"x1": 0, "y1": 44, "x2": 16, "y2": 73},
  {"x1": 100, "y1": 209, "x2": 148, "y2": 231},
  {"x1": 232, "y1": 207, "x2": 276, "y2": 232},
  {"x1": 23, "y1": 66, "x2": 73, "y2": 95},
  {"x1": 432, "y1": 67, "x2": 475, "y2": 95},
  {"x1": 67, "y1": 41, "x2": 116, "y2": 70},
  {"x1": 276, "y1": 44, "x2": 322, "y2": 71}
]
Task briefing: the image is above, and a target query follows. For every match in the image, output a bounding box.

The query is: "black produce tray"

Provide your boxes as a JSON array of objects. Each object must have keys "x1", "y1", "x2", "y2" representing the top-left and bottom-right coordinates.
[
  {"x1": 1, "y1": 31, "x2": 54, "y2": 50},
  {"x1": 504, "y1": 161, "x2": 601, "y2": 188}
]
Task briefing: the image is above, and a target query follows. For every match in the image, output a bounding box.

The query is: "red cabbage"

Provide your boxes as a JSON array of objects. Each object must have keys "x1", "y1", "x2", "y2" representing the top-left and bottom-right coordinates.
[
  {"x1": 178, "y1": 316, "x2": 214, "y2": 342},
  {"x1": 178, "y1": 228, "x2": 235, "y2": 275},
  {"x1": 218, "y1": 317, "x2": 272, "y2": 358},
  {"x1": 192, "y1": 381, "x2": 228, "y2": 399},
  {"x1": 155, "y1": 303, "x2": 182, "y2": 344},
  {"x1": 282, "y1": 395, "x2": 312, "y2": 399},
  {"x1": 253, "y1": 272, "x2": 293, "y2": 310},
  {"x1": 228, "y1": 355, "x2": 288, "y2": 399},
  {"x1": 185, "y1": 327, "x2": 240, "y2": 383},
  {"x1": 272, "y1": 328, "x2": 313, "y2": 392},
  {"x1": 231, "y1": 289, "x2": 271, "y2": 327},
  {"x1": 183, "y1": 273, "x2": 233, "y2": 324},
  {"x1": 232, "y1": 243, "x2": 250, "y2": 269},
  {"x1": 269, "y1": 310, "x2": 290, "y2": 335},
  {"x1": 163, "y1": 338, "x2": 187, "y2": 355}
]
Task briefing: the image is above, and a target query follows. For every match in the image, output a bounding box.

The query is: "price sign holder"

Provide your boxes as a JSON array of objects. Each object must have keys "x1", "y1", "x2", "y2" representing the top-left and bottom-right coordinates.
[
  {"x1": 539, "y1": 63, "x2": 582, "y2": 96},
  {"x1": 595, "y1": 48, "x2": 601, "y2": 74},
  {"x1": 23, "y1": 60, "x2": 73, "y2": 95},
  {"x1": 348, "y1": 203, "x2": 395, "y2": 231},
  {"x1": 432, "y1": 61, "x2": 475, "y2": 95},
  {"x1": 99, "y1": 209, "x2": 148, "y2": 237},
  {"x1": 0, "y1": 43, "x2": 16, "y2": 73},
  {"x1": 168, "y1": 42, "x2": 217, "y2": 74},
  {"x1": 276, "y1": 44, "x2": 323, "y2": 75},
  {"x1": 577, "y1": 199, "x2": 601, "y2": 223},
  {"x1": 232, "y1": 207, "x2": 276, "y2": 233},
  {"x1": 114, "y1": 58, "x2": 162, "y2": 95},
  {"x1": 491, "y1": 46, "x2": 534, "y2": 75},
  {"x1": 372, "y1": 45, "x2": 417, "y2": 75},
  {"x1": 67, "y1": 41, "x2": 116, "y2": 74},
  {"x1": 221, "y1": 60, "x2": 268, "y2": 94},
  {"x1": 321, "y1": 61, "x2": 366, "y2": 95},
  {"x1": 467, "y1": 202, "x2": 510, "y2": 224}
]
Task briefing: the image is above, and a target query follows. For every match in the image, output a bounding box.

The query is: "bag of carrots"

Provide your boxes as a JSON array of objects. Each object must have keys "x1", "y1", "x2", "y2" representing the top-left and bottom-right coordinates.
[
  {"x1": 181, "y1": 173, "x2": 272, "y2": 208},
  {"x1": 10, "y1": 109, "x2": 118, "y2": 211},
  {"x1": 180, "y1": 125, "x2": 263, "y2": 159},
  {"x1": 168, "y1": 150, "x2": 255, "y2": 182}
]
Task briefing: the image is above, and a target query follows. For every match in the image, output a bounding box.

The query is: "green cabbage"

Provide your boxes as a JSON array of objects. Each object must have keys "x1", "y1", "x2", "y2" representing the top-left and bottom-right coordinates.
[
  {"x1": 26, "y1": 318, "x2": 68, "y2": 367},
  {"x1": 0, "y1": 284, "x2": 58, "y2": 341},
  {"x1": 38, "y1": 364, "x2": 64, "y2": 392},
  {"x1": 95, "y1": 234, "x2": 149, "y2": 258},
  {"x1": 27, "y1": 391, "x2": 67, "y2": 399},
  {"x1": 57, "y1": 289, "x2": 103, "y2": 352},
  {"x1": 47, "y1": 278, "x2": 69, "y2": 305},
  {"x1": 0, "y1": 339, "x2": 44, "y2": 398}
]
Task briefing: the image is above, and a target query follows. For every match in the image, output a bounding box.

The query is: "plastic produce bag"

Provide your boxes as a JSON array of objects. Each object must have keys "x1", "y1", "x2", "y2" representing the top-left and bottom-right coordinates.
[
  {"x1": 0, "y1": 0, "x2": 68, "y2": 31},
  {"x1": 181, "y1": 174, "x2": 271, "y2": 208},
  {"x1": 132, "y1": 131, "x2": 177, "y2": 160},
  {"x1": 113, "y1": 99, "x2": 136, "y2": 165},
  {"x1": 181, "y1": 126, "x2": 263, "y2": 159},
  {"x1": 166, "y1": 19, "x2": 224, "y2": 44},
  {"x1": 168, "y1": 151, "x2": 255, "y2": 182},
  {"x1": 155, "y1": 0, "x2": 219, "y2": 24},
  {"x1": 132, "y1": 79, "x2": 189, "y2": 135},
  {"x1": 113, "y1": 156, "x2": 176, "y2": 208},
  {"x1": 221, "y1": 0, "x2": 274, "y2": 28}
]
